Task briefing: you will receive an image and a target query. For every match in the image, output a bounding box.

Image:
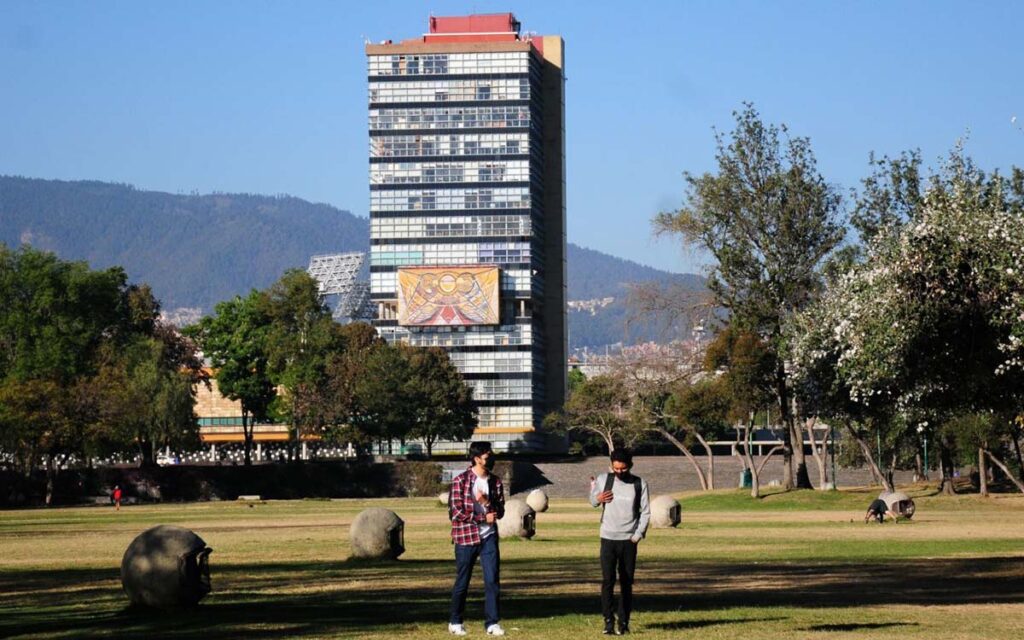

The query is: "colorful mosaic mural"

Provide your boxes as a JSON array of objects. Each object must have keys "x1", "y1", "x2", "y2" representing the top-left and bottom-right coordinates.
[{"x1": 397, "y1": 266, "x2": 500, "y2": 326}]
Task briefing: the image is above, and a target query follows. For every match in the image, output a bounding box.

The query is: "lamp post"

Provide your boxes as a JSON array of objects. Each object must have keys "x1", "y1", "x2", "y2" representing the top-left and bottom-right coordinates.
[
  {"x1": 829, "y1": 422, "x2": 837, "y2": 491},
  {"x1": 917, "y1": 423, "x2": 929, "y2": 481}
]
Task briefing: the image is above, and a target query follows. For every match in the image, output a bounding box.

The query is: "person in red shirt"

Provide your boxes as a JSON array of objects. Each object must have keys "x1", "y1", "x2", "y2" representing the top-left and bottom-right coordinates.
[
  {"x1": 447, "y1": 441, "x2": 506, "y2": 636},
  {"x1": 112, "y1": 485, "x2": 122, "y2": 511}
]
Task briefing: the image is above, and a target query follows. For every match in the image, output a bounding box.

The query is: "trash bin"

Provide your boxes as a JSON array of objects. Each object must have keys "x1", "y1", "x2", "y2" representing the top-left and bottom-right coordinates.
[{"x1": 739, "y1": 468, "x2": 752, "y2": 488}]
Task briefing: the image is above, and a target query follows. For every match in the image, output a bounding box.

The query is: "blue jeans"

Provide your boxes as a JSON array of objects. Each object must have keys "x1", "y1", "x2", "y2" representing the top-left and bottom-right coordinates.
[{"x1": 450, "y1": 534, "x2": 500, "y2": 627}]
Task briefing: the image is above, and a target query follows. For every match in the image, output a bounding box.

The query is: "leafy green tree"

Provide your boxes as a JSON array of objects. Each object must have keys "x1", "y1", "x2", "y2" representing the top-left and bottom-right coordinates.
[
  {"x1": 703, "y1": 327, "x2": 780, "y2": 496},
  {"x1": 344, "y1": 339, "x2": 415, "y2": 454},
  {"x1": 0, "y1": 245, "x2": 149, "y2": 501},
  {"x1": 186, "y1": 290, "x2": 274, "y2": 465},
  {"x1": 261, "y1": 269, "x2": 346, "y2": 452},
  {"x1": 90, "y1": 336, "x2": 200, "y2": 467},
  {"x1": 654, "y1": 104, "x2": 845, "y2": 489},
  {"x1": 546, "y1": 374, "x2": 644, "y2": 453},
  {"x1": 568, "y1": 367, "x2": 587, "y2": 394},
  {"x1": 658, "y1": 377, "x2": 731, "y2": 490},
  {"x1": 405, "y1": 346, "x2": 476, "y2": 457}
]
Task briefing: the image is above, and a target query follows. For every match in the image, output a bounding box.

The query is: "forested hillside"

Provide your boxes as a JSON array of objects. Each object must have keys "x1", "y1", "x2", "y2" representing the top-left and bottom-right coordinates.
[{"x1": 0, "y1": 176, "x2": 704, "y2": 348}]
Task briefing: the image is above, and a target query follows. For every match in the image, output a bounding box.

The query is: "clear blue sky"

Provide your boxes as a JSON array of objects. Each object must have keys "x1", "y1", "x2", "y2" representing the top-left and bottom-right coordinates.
[{"x1": 2, "y1": 1, "x2": 1021, "y2": 274}]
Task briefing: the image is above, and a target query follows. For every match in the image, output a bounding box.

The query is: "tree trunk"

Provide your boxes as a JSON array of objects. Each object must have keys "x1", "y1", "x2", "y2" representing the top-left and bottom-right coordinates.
[
  {"x1": 845, "y1": 423, "x2": 892, "y2": 492},
  {"x1": 805, "y1": 417, "x2": 829, "y2": 489},
  {"x1": 886, "y1": 450, "x2": 898, "y2": 491},
  {"x1": 776, "y1": 363, "x2": 795, "y2": 490},
  {"x1": 426, "y1": 438, "x2": 434, "y2": 458},
  {"x1": 693, "y1": 430, "x2": 715, "y2": 490},
  {"x1": 658, "y1": 429, "x2": 709, "y2": 491},
  {"x1": 138, "y1": 438, "x2": 156, "y2": 467},
  {"x1": 984, "y1": 449, "x2": 1024, "y2": 493},
  {"x1": 978, "y1": 448, "x2": 989, "y2": 496},
  {"x1": 756, "y1": 445, "x2": 783, "y2": 476},
  {"x1": 739, "y1": 422, "x2": 760, "y2": 498},
  {"x1": 914, "y1": 451, "x2": 923, "y2": 482},
  {"x1": 1012, "y1": 424, "x2": 1024, "y2": 479},
  {"x1": 241, "y1": 409, "x2": 253, "y2": 466},
  {"x1": 939, "y1": 442, "x2": 956, "y2": 495},
  {"x1": 603, "y1": 433, "x2": 615, "y2": 454},
  {"x1": 789, "y1": 398, "x2": 813, "y2": 489},
  {"x1": 45, "y1": 452, "x2": 56, "y2": 507}
]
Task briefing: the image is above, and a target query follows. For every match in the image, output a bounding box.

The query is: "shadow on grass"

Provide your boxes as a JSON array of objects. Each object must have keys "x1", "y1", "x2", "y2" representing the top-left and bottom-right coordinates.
[
  {"x1": 648, "y1": 617, "x2": 785, "y2": 630},
  {"x1": 804, "y1": 622, "x2": 920, "y2": 631},
  {"x1": 0, "y1": 556, "x2": 1021, "y2": 638}
]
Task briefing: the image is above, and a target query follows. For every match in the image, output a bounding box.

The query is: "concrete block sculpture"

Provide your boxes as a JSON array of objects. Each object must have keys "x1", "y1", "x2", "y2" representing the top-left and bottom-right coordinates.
[
  {"x1": 497, "y1": 498, "x2": 536, "y2": 539},
  {"x1": 651, "y1": 495, "x2": 682, "y2": 528},
  {"x1": 121, "y1": 525, "x2": 212, "y2": 608},
  {"x1": 350, "y1": 508, "x2": 405, "y2": 559},
  {"x1": 879, "y1": 491, "x2": 916, "y2": 519},
  {"x1": 525, "y1": 489, "x2": 549, "y2": 513}
]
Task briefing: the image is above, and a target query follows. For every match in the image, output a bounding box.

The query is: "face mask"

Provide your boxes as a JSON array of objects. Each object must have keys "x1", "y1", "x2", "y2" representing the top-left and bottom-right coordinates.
[
  {"x1": 483, "y1": 456, "x2": 496, "y2": 471},
  {"x1": 612, "y1": 467, "x2": 630, "y2": 479}
]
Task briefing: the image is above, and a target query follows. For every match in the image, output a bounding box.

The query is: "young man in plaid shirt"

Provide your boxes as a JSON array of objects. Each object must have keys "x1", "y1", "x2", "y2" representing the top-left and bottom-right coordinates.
[{"x1": 448, "y1": 441, "x2": 506, "y2": 636}]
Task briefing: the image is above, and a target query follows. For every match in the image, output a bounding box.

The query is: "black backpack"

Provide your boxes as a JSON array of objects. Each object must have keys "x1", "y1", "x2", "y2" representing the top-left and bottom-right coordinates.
[{"x1": 600, "y1": 473, "x2": 642, "y2": 523}]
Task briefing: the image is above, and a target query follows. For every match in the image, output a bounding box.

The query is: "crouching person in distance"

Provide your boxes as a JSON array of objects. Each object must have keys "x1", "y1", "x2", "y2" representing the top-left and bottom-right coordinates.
[
  {"x1": 590, "y1": 448, "x2": 651, "y2": 635},
  {"x1": 448, "y1": 441, "x2": 506, "y2": 636},
  {"x1": 865, "y1": 497, "x2": 897, "y2": 524}
]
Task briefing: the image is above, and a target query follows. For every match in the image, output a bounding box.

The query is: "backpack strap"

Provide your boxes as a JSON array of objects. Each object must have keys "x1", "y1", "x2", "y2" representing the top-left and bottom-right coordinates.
[
  {"x1": 599, "y1": 473, "x2": 615, "y2": 523},
  {"x1": 631, "y1": 476, "x2": 642, "y2": 523},
  {"x1": 600, "y1": 473, "x2": 643, "y2": 525}
]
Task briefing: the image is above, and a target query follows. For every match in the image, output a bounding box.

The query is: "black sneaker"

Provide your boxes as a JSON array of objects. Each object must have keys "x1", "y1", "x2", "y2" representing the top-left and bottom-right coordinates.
[
  {"x1": 603, "y1": 619, "x2": 616, "y2": 635},
  {"x1": 618, "y1": 622, "x2": 630, "y2": 635}
]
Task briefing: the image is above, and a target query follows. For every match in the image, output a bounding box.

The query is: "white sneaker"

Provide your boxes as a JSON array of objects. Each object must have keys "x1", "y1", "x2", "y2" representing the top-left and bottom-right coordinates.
[
  {"x1": 448, "y1": 623, "x2": 468, "y2": 636},
  {"x1": 486, "y1": 623, "x2": 506, "y2": 636}
]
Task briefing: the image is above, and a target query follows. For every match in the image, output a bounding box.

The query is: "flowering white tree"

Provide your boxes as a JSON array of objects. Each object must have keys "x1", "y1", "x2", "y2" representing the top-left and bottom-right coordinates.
[{"x1": 792, "y1": 150, "x2": 1024, "y2": 493}]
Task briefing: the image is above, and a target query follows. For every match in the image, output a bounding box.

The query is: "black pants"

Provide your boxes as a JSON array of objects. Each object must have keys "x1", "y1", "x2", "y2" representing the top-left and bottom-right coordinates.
[{"x1": 600, "y1": 538, "x2": 637, "y2": 623}]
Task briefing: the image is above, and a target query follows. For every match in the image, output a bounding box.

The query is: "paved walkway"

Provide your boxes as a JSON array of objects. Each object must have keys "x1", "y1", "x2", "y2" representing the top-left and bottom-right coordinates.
[{"x1": 508, "y1": 456, "x2": 918, "y2": 498}]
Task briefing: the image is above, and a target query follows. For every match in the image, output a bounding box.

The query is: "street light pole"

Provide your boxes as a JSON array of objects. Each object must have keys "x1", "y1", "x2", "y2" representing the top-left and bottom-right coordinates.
[
  {"x1": 923, "y1": 433, "x2": 929, "y2": 481},
  {"x1": 830, "y1": 423, "x2": 837, "y2": 490},
  {"x1": 917, "y1": 423, "x2": 929, "y2": 482}
]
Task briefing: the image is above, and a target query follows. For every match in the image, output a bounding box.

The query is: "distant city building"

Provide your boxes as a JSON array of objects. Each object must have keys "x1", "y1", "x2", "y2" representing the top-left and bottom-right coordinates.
[{"x1": 367, "y1": 14, "x2": 567, "y2": 452}]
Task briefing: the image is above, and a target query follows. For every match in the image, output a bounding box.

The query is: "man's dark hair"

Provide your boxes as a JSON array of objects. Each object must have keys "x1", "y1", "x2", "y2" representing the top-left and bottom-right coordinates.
[
  {"x1": 468, "y1": 441, "x2": 493, "y2": 462},
  {"x1": 610, "y1": 448, "x2": 633, "y2": 467}
]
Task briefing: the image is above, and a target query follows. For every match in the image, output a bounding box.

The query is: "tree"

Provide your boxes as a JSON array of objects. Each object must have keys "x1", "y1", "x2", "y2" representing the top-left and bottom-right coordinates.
[
  {"x1": 0, "y1": 245, "x2": 147, "y2": 501},
  {"x1": 791, "y1": 146, "x2": 1024, "y2": 494},
  {"x1": 186, "y1": 290, "x2": 274, "y2": 466},
  {"x1": 262, "y1": 269, "x2": 345, "y2": 453},
  {"x1": 704, "y1": 327, "x2": 780, "y2": 497},
  {"x1": 328, "y1": 340, "x2": 417, "y2": 453},
  {"x1": 92, "y1": 333, "x2": 203, "y2": 467},
  {"x1": 405, "y1": 346, "x2": 476, "y2": 456},
  {"x1": 546, "y1": 374, "x2": 644, "y2": 453},
  {"x1": 659, "y1": 377, "x2": 731, "y2": 490},
  {"x1": 568, "y1": 367, "x2": 587, "y2": 394},
  {"x1": 654, "y1": 104, "x2": 845, "y2": 490}
]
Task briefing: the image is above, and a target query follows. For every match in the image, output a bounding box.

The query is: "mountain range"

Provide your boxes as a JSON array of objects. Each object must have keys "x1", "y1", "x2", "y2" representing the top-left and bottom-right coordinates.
[{"x1": 0, "y1": 175, "x2": 704, "y2": 350}]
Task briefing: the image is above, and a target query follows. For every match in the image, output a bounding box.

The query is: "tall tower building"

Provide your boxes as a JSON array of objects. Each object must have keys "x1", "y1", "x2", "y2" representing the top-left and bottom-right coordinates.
[{"x1": 366, "y1": 14, "x2": 566, "y2": 452}]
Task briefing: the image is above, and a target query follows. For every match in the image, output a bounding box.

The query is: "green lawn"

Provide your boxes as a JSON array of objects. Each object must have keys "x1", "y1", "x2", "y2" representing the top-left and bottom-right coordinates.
[{"x1": 1, "y1": 488, "x2": 1023, "y2": 639}]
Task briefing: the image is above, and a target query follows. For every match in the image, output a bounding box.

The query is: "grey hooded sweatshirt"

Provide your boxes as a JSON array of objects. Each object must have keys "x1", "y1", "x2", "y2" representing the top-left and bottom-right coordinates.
[{"x1": 589, "y1": 472, "x2": 651, "y2": 542}]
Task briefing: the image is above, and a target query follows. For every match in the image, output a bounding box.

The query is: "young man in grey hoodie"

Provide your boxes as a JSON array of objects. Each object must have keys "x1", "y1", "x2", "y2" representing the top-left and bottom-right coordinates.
[{"x1": 589, "y1": 448, "x2": 651, "y2": 635}]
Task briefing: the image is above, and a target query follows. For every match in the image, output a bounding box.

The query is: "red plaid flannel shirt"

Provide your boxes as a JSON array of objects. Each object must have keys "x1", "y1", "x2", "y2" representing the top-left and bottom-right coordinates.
[{"x1": 449, "y1": 467, "x2": 505, "y2": 546}]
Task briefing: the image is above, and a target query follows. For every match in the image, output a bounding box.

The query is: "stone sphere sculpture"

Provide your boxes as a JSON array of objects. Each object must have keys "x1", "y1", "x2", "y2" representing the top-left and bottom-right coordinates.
[
  {"x1": 525, "y1": 489, "x2": 549, "y2": 513},
  {"x1": 879, "y1": 491, "x2": 916, "y2": 519},
  {"x1": 497, "y1": 499, "x2": 536, "y2": 539},
  {"x1": 350, "y1": 508, "x2": 405, "y2": 559},
  {"x1": 651, "y1": 495, "x2": 682, "y2": 528},
  {"x1": 121, "y1": 525, "x2": 212, "y2": 608}
]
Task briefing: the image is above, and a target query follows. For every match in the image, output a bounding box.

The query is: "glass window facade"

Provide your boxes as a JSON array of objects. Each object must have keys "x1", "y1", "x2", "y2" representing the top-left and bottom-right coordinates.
[{"x1": 369, "y1": 43, "x2": 561, "y2": 437}]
